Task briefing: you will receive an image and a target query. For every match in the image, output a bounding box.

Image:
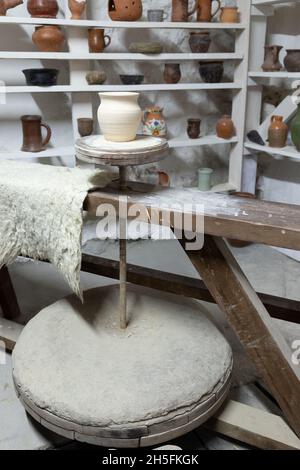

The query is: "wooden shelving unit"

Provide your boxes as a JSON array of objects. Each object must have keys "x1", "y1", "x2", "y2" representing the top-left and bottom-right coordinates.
[{"x1": 0, "y1": 1, "x2": 251, "y2": 192}]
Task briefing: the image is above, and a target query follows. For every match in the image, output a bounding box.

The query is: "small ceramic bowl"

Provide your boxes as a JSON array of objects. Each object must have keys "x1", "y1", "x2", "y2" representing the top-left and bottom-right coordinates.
[
  {"x1": 23, "y1": 68, "x2": 59, "y2": 87},
  {"x1": 119, "y1": 74, "x2": 144, "y2": 85}
]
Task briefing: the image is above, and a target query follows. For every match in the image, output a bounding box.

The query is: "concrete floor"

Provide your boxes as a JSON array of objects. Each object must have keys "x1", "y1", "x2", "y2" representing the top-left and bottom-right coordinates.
[{"x1": 1, "y1": 240, "x2": 300, "y2": 450}]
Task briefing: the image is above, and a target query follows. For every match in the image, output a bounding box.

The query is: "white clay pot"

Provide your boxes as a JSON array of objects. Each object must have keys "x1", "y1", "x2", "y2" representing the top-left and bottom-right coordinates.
[{"x1": 98, "y1": 92, "x2": 142, "y2": 142}]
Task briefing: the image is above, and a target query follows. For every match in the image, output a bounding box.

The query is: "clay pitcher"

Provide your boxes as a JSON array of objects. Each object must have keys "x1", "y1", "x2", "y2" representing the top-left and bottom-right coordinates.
[
  {"x1": 21, "y1": 115, "x2": 52, "y2": 153},
  {"x1": 172, "y1": 0, "x2": 198, "y2": 22},
  {"x1": 88, "y1": 29, "x2": 111, "y2": 53},
  {"x1": 27, "y1": 0, "x2": 59, "y2": 18},
  {"x1": 197, "y1": 0, "x2": 221, "y2": 22},
  {"x1": 68, "y1": 0, "x2": 86, "y2": 19},
  {"x1": 0, "y1": 0, "x2": 23, "y2": 16},
  {"x1": 268, "y1": 115, "x2": 288, "y2": 148},
  {"x1": 108, "y1": 0, "x2": 142, "y2": 21},
  {"x1": 262, "y1": 45, "x2": 282, "y2": 72}
]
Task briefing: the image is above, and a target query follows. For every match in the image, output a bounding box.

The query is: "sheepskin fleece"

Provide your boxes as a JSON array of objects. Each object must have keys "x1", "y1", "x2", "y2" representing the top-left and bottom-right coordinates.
[{"x1": 0, "y1": 161, "x2": 110, "y2": 298}]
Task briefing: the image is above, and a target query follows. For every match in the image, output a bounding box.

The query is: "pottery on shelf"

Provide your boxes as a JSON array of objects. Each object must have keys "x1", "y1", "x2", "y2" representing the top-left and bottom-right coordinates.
[
  {"x1": 119, "y1": 74, "x2": 144, "y2": 85},
  {"x1": 0, "y1": 0, "x2": 23, "y2": 15},
  {"x1": 21, "y1": 115, "x2": 51, "y2": 152},
  {"x1": 171, "y1": 0, "x2": 198, "y2": 22},
  {"x1": 220, "y1": 7, "x2": 239, "y2": 23},
  {"x1": 187, "y1": 119, "x2": 201, "y2": 139},
  {"x1": 284, "y1": 50, "x2": 300, "y2": 73},
  {"x1": 27, "y1": 0, "x2": 58, "y2": 18},
  {"x1": 129, "y1": 42, "x2": 163, "y2": 54},
  {"x1": 142, "y1": 107, "x2": 167, "y2": 137},
  {"x1": 199, "y1": 61, "x2": 224, "y2": 83},
  {"x1": 68, "y1": 0, "x2": 86, "y2": 19},
  {"x1": 147, "y1": 9, "x2": 168, "y2": 22},
  {"x1": 291, "y1": 103, "x2": 300, "y2": 151},
  {"x1": 164, "y1": 64, "x2": 181, "y2": 84},
  {"x1": 88, "y1": 29, "x2": 111, "y2": 53},
  {"x1": 189, "y1": 32, "x2": 211, "y2": 53},
  {"x1": 216, "y1": 115, "x2": 235, "y2": 139},
  {"x1": 77, "y1": 118, "x2": 94, "y2": 137},
  {"x1": 98, "y1": 92, "x2": 142, "y2": 142},
  {"x1": 262, "y1": 45, "x2": 282, "y2": 72},
  {"x1": 86, "y1": 71, "x2": 107, "y2": 85},
  {"x1": 198, "y1": 168, "x2": 213, "y2": 191},
  {"x1": 108, "y1": 0, "x2": 142, "y2": 21},
  {"x1": 32, "y1": 25, "x2": 65, "y2": 52},
  {"x1": 268, "y1": 115, "x2": 288, "y2": 148},
  {"x1": 23, "y1": 68, "x2": 59, "y2": 86},
  {"x1": 197, "y1": 0, "x2": 221, "y2": 22}
]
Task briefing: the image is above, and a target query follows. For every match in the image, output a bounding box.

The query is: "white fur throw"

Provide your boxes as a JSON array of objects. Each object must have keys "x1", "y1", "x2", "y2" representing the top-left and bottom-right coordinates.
[{"x1": 0, "y1": 161, "x2": 111, "y2": 299}]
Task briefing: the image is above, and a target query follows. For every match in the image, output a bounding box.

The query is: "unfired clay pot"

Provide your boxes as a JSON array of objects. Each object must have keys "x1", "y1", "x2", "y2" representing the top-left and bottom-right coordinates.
[
  {"x1": 262, "y1": 45, "x2": 282, "y2": 72},
  {"x1": 68, "y1": 0, "x2": 86, "y2": 20},
  {"x1": 284, "y1": 50, "x2": 300, "y2": 73},
  {"x1": 27, "y1": 0, "x2": 58, "y2": 18},
  {"x1": 0, "y1": 0, "x2": 23, "y2": 15},
  {"x1": 108, "y1": 0, "x2": 142, "y2": 21},
  {"x1": 171, "y1": 0, "x2": 198, "y2": 22},
  {"x1": 32, "y1": 25, "x2": 65, "y2": 52},
  {"x1": 98, "y1": 92, "x2": 142, "y2": 142},
  {"x1": 268, "y1": 115, "x2": 288, "y2": 148},
  {"x1": 216, "y1": 115, "x2": 235, "y2": 139}
]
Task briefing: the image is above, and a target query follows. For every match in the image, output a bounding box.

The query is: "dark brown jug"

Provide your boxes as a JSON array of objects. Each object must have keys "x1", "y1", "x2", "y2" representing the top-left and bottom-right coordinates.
[
  {"x1": 172, "y1": 0, "x2": 198, "y2": 21},
  {"x1": 21, "y1": 115, "x2": 51, "y2": 152}
]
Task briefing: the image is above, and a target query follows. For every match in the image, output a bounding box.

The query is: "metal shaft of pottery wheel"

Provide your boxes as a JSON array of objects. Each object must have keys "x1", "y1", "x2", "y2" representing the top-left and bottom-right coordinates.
[{"x1": 75, "y1": 135, "x2": 169, "y2": 329}]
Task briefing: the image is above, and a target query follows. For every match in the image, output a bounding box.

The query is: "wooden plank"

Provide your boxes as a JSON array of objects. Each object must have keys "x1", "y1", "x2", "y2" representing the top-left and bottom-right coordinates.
[
  {"x1": 205, "y1": 400, "x2": 300, "y2": 450},
  {"x1": 85, "y1": 184, "x2": 300, "y2": 251},
  {"x1": 0, "y1": 317, "x2": 23, "y2": 351},
  {"x1": 0, "y1": 266, "x2": 21, "y2": 320},
  {"x1": 182, "y1": 235, "x2": 300, "y2": 438}
]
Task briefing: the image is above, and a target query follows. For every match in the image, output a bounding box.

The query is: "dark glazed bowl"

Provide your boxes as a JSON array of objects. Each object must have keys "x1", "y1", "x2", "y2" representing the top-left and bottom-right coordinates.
[
  {"x1": 22, "y1": 68, "x2": 59, "y2": 87},
  {"x1": 119, "y1": 74, "x2": 144, "y2": 85},
  {"x1": 199, "y1": 61, "x2": 224, "y2": 83}
]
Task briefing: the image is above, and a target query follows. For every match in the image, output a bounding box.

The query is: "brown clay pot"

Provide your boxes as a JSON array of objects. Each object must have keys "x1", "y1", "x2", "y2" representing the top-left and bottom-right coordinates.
[
  {"x1": 220, "y1": 7, "x2": 239, "y2": 23},
  {"x1": 32, "y1": 25, "x2": 65, "y2": 52},
  {"x1": 284, "y1": 50, "x2": 300, "y2": 73},
  {"x1": 77, "y1": 118, "x2": 94, "y2": 137},
  {"x1": 268, "y1": 115, "x2": 288, "y2": 148},
  {"x1": 228, "y1": 192, "x2": 256, "y2": 247},
  {"x1": 27, "y1": 0, "x2": 58, "y2": 18},
  {"x1": 262, "y1": 45, "x2": 282, "y2": 72},
  {"x1": 197, "y1": 0, "x2": 221, "y2": 22},
  {"x1": 68, "y1": 0, "x2": 86, "y2": 20},
  {"x1": 164, "y1": 63, "x2": 181, "y2": 84},
  {"x1": 21, "y1": 115, "x2": 51, "y2": 152},
  {"x1": 216, "y1": 115, "x2": 235, "y2": 139},
  {"x1": 88, "y1": 29, "x2": 111, "y2": 53},
  {"x1": 0, "y1": 0, "x2": 23, "y2": 15},
  {"x1": 187, "y1": 119, "x2": 201, "y2": 139},
  {"x1": 171, "y1": 0, "x2": 198, "y2": 22},
  {"x1": 189, "y1": 32, "x2": 211, "y2": 53},
  {"x1": 108, "y1": 0, "x2": 142, "y2": 21}
]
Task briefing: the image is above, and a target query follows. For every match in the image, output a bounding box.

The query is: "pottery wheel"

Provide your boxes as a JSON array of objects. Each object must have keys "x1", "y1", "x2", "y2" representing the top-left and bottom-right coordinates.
[{"x1": 13, "y1": 285, "x2": 232, "y2": 448}]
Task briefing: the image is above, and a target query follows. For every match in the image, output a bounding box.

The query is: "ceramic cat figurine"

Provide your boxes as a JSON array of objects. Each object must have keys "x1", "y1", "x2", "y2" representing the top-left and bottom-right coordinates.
[{"x1": 0, "y1": 0, "x2": 23, "y2": 16}]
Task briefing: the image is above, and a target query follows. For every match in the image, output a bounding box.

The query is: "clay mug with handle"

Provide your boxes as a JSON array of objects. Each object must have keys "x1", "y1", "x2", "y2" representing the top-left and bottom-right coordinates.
[
  {"x1": 88, "y1": 29, "x2": 111, "y2": 53},
  {"x1": 171, "y1": 0, "x2": 198, "y2": 22},
  {"x1": 197, "y1": 0, "x2": 221, "y2": 22},
  {"x1": 21, "y1": 115, "x2": 52, "y2": 152}
]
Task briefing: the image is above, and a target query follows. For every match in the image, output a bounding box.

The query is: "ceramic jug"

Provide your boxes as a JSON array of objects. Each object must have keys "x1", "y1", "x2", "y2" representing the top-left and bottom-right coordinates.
[
  {"x1": 21, "y1": 115, "x2": 51, "y2": 152},
  {"x1": 216, "y1": 115, "x2": 235, "y2": 139},
  {"x1": 108, "y1": 0, "x2": 142, "y2": 21},
  {"x1": 27, "y1": 0, "x2": 58, "y2": 18},
  {"x1": 262, "y1": 45, "x2": 282, "y2": 72},
  {"x1": 268, "y1": 115, "x2": 288, "y2": 148},
  {"x1": 142, "y1": 107, "x2": 167, "y2": 137},
  {"x1": 98, "y1": 92, "x2": 142, "y2": 142},
  {"x1": 171, "y1": 0, "x2": 198, "y2": 22},
  {"x1": 0, "y1": 0, "x2": 23, "y2": 16},
  {"x1": 88, "y1": 29, "x2": 111, "y2": 53},
  {"x1": 68, "y1": 0, "x2": 86, "y2": 19},
  {"x1": 197, "y1": 0, "x2": 221, "y2": 22}
]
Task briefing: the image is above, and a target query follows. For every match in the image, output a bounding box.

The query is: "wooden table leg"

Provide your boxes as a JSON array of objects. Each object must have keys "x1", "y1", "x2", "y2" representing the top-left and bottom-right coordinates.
[
  {"x1": 181, "y1": 235, "x2": 300, "y2": 438},
  {"x1": 0, "y1": 266, "x2": 20, "y2": 320}
]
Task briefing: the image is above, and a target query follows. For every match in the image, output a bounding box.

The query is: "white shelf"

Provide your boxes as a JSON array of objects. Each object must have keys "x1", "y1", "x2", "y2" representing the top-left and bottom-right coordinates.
[
  {"x1": 0, "y1": 16, "x2": 246, "y2": 29},
  {"x1": 0, "y1": 146, "x2": 75, "y2": 160},
  {"x1": 249, "y1": 71, "x2": 300, "y2": 79},
  {"x1": 169, "y1": 135, "x2": 238, "y2": 148},
  {"x1": 252, "y1": 0, "x2": 293, "y2": 6},
  {"x1": 244, "y1": 141, "x2": 300, "y2": 162},
  {"x1": 0, "y1": 52, "x2": 242, "y2": 61}
]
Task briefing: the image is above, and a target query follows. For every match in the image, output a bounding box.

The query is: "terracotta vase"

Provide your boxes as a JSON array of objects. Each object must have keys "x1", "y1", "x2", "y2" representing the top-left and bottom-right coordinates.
[
  {"x1": 108, "y1": 0, "x2": 142, "y2": 21},
  {"x1": 164, "y1": 63, "x2": 181, "y2": 84},
  {"x1": 0, "y1": 0, "x2": 23, "y2": 15},
  {"x1": 27, "y1": 0, "x2": 58, "y2": 18},
  {"x1": 284, "y1": 50, "x2": 300, "y2": 73},
  {"x1": 197, "y1": 0, "x2": 221, "y2": 22},
  {"x1": 32, "y1": 25, "x2": 65, "y2": 52},
  {"x1": 77, "y1": 118, "x2": 93, "y2": 137},
  {"x1": 189, "y1": 32, "x2": 211, "y2": 53},
  {"x1": 220, "y1": 7, "x2": 239, "y2": 23},
  {"x1": 216, "y1": 115, "x2": 235, "y2": 139},
  {"x1": 268, "y1": 115, "x2": 288, "y2": 148},
  {"x1": 262, "y1": 45, "x2": 282, "y2": 72},
  {"x1": 142, "y1": 107, "x2": 167, "y2": 137},
  {"x1": 171, "y1": 0, "x2": 198, "y2": 22},
  {"x1": 21, "y1": 115, "x2": 51, "y2": 152},
  {"x1": 88, "y1": 29, "x2": 111, "y2": 53},
  {"x1": 187, "y1": 119, "x2": 201, "y2": 139},
  {"x1": 291, "y1": 104, "x2": 300, "y2": 151},
  {"x1": 68, "y1": 0, "x2": 86, "y2": 20}
]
